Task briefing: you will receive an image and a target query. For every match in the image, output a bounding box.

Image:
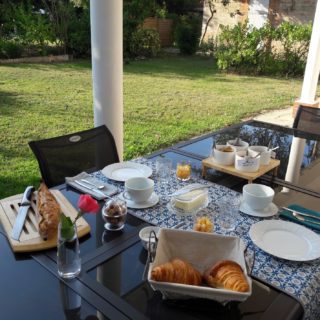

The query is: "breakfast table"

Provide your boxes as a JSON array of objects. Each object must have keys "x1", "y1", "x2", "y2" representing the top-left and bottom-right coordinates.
[{"x1": 1, "y1": 120, "x2": 320, "y2": 320}]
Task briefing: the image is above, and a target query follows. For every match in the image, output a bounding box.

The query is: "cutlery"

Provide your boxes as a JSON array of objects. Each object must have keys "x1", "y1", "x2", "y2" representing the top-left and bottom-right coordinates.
[
  {"x1": 172, "y1": 221, "x2": 186, "y2": 229},
  {"x1": 282, "y1": 207, "x2": 320, "y2": 221},
  {"x1": 12, "y1": 186, "x2": 35, "y2": 241},
  {"x1": 291, "y1": 212, "x2": 320, "y2": 226},
  {"x1": 74, "y1": 180, "x2": 108, "y2": 198},
  {"x1": 80, "y1": 179, "x2": 105, "y2": 190},
  {"x1": 234, "y1": 136, "x2": 241, "y2": 146},
  {"x1": 269, "y1": 146, "x2": 279, "y2": 151},
  {"x1": 267, "y1": 141, "x2": 272, "y2": 150}
]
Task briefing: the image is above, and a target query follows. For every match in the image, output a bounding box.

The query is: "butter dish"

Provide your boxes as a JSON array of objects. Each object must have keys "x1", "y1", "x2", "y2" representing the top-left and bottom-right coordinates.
[{"x1": 170, "y1": 185, "x2": 209, "y2": 216}]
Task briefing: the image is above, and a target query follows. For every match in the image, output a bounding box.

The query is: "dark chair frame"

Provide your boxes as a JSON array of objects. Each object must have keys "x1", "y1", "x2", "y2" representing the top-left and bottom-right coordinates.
[
  {"x1": 293, "y1": 105, "x2": 320, "y2": 140},
  {"x1": 29, "y1": 125, "x2": 119, "y2": 188}
]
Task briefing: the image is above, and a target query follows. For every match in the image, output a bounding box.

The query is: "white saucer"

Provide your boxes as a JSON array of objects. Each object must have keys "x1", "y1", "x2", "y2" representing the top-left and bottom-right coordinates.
[
  {"x1": 119, "y1": 192, "x2": 159, "y2": 209},
  {"x1": 240, "y1": 201, "x2": 278, "y2": 217}
]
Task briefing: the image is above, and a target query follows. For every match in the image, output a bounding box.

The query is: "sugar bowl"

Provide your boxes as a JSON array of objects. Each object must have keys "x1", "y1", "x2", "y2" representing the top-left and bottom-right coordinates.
[{"x1": 102, "y1": 198, "x2": 127, "y2": 231}]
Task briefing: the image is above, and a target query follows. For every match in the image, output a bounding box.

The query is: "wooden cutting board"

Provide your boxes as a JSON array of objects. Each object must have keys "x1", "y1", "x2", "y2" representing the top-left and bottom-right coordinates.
[{"x1": 0, "y1": 190, "x2": 91, "y2": 252}]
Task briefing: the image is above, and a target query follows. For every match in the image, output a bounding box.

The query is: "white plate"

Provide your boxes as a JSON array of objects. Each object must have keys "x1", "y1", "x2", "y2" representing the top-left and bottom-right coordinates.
[
  {"x1": 102, "y1": 162, "x2": 152, "y2": 182},
  {"x1": 249, "y1": 220, "x2": 320, "y2": 261},
  {"x1": 240, "y1": 202, "x2": 278, "y2": 217},
  {"x1": 119, "y1": 192, "x2": 159, "y2": 209}
]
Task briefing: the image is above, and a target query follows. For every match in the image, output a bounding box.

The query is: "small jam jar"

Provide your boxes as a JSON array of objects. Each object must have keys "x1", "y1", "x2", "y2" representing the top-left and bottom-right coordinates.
[
  {"x1": 176, "y1": 161, "x2": 191, "y2": 181},
  {"x1": 102, "y1": 198, "x2": 127, "y2": 231}
]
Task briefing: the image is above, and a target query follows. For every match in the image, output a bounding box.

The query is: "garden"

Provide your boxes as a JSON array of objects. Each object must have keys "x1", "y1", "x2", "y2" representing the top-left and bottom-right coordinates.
[{"x1": 0, "y1": 0, "x2": 317, "y2": 197}]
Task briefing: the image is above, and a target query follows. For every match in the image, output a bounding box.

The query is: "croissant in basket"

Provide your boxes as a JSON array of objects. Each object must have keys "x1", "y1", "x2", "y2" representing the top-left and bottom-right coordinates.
[
  {"x1": 151, "y1": 258, "x2": 202, "y2": 286},
  {"x1": 203, "y1": 260, "x2": 249, "y2": 292}
]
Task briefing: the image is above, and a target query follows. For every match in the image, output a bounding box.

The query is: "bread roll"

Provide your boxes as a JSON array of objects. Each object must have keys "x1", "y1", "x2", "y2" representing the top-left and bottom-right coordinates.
[
  {"x1": 203, "y1": 260, "x2": 249, "y2": 292},
  {"x1": 37, "y1": 183, "x2": 61, "y2": 240},
  {"x1": 151, "y1": 259, "x2": 202, "y2": 286}
]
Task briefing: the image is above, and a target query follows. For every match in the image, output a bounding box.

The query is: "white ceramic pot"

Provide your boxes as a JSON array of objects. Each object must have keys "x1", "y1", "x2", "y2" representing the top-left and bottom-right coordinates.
[
  {"x1": 235, "y1": 150, "x2": 260, "y2": 172},
  {"x1": 227, "y1": 139, "x2": 249, "y2": 152},
  {"x1": 212, "y1": 145, "x2": 236, "y2": 166},
  {"x1": 248, "y1": 146, "x2": 271, "y2": 165},
  {"x1": 242, "y1": 183, "x2": 274, "y2": 210}
]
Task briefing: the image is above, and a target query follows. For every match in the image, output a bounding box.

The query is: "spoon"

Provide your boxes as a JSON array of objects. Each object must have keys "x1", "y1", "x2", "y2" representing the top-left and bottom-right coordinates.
[
  {"x1": 234, "y1": 136, "x2": 241, "y2": 146},
  {"x1": 292, "y1": 212, "x2": 320, "y2": 226},
  {"x1": 81, "y1": 179, "x2": 105, "y2": 190},
  {"x1": 269, "y1": 146, "x2": 279, "y2": 151}
]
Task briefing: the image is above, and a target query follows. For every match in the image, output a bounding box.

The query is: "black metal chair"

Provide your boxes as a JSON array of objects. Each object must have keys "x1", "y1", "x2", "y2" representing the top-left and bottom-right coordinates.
[
  {"x1": 29, "y1": 125, "x2": 119, "y2": 187},
  {"x1": 293, "y1": 105, "x2": 320, "y2": 139}
]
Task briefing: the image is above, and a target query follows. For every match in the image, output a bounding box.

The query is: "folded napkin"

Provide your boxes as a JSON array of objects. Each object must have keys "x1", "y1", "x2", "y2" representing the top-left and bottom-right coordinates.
[
  {"x1": 66, "y1": 172, "x2": 118, "y2": 200},
  {"x1": 279, "y1": 204, "x2": 320, "y2": 231}
]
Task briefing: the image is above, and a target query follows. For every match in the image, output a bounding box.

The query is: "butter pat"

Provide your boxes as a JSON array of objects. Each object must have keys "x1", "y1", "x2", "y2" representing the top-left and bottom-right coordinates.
[{"x1": 173, "y1": 189, "x2": 208, "y2": 212}]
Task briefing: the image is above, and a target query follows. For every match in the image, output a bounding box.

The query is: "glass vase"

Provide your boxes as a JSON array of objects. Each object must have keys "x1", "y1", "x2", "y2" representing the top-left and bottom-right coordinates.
[{"x1": 57, "y1": 223, "x2": 81, "y2": 279}]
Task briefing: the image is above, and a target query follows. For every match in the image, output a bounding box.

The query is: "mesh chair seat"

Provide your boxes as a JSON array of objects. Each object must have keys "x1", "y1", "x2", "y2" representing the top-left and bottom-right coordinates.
[
  {"x1": 293, "y1": 105, "x2": 320, "y2": 139},
  {"x1": 29, "y1": 125, "x2": 119, "y2": 187}
]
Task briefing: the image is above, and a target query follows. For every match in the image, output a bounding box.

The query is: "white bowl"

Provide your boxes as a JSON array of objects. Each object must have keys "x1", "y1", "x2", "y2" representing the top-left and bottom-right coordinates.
[
  {"x1": 235, "y1": 151, "x2": 260, "y2": 172},
  {"x1": 242, "y1": 184, "x2": 274, "y2": 210},
  {"x1": 248, "y1": 146, "x2": 271, "y2": 165},
  {"x1": 227, "y1": 139, "x2": 249, "y2": 152},
  {"x1": 212, "y1": 145, "x2": 236, "y2": 166},
  {"x1": 139, "y1": 226, "x2": 160, "y2": 250}
]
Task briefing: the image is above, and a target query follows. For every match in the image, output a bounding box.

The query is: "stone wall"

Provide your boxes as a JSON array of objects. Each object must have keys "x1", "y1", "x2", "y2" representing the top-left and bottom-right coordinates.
[
  {"x1": 269, "y1": 0, "x2": 316, "y2": 26},
  {"x1": 202, "y1": 0, "x2": 316, "y2": 41},
  {"x1": 201, "y1": 0, "x2": 247, "y2": 41}
]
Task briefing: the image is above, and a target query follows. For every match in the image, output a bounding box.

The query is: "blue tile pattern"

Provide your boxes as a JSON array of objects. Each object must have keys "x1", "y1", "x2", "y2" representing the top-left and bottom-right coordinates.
[{"x1": 93, "y1": 158, "x2": 319, "y2": 320}]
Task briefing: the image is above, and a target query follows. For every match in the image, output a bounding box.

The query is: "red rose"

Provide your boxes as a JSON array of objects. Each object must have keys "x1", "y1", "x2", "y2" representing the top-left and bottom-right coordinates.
[{"x1": 78, "y1": 194, "x2": 99, "y2": 213}]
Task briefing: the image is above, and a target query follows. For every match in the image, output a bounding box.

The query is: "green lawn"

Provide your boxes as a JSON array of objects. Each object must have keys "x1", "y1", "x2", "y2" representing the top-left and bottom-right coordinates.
[{"x1": 0, "y1": 55, "x2": 307, "y2": 198}]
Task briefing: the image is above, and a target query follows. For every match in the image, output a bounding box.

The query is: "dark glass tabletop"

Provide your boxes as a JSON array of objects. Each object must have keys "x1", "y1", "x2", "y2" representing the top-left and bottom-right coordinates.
[
  {"x1": 0, "y1": 231, "x2": 98, "y2": 320},
  {"x1": 2, "y1": 119, "x2": 315, "y2": 320}
]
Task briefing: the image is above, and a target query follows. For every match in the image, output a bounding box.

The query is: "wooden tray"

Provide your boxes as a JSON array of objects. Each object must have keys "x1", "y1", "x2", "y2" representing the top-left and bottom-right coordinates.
[
  {"x1": 0, "y1": 190, "x2": 91, "y2": 252},
  {"x1": 202, "y1": 157, "x2": 280, "y2": 183}
]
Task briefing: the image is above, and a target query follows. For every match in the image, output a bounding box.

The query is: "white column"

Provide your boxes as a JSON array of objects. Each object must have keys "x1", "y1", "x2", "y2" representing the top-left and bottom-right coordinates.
[
  {"x1": 90, "y1": 0, "x2": 123, "y2": 160},
  {"x1": 285, "y1": 0, "x2": 320, "y2": 185},
  {"x1": 300, "y1": 0, "x2": 320, "y2": 105}
]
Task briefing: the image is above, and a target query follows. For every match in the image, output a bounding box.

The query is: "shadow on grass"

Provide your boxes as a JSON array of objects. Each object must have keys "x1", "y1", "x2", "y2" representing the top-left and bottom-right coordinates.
[
  {"x1": 0, "y1": 59, "x2": 91, "y2": 72},
  {"x1": 0, "y1": 91, "x2": 20, "y2": 114}
]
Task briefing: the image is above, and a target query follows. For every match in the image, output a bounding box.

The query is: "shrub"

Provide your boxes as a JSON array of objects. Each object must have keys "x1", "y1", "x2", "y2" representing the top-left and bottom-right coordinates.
[
  {"x1": 0, "y1": 40, "x2": 24, "y2": 59},
  {"x1": 198, "y1": 36, "x2": 216, "y2": 57},
  {"x1": 123, "y1": 0, "x2": 156, "y2": 58},
  {"x1": 217, "y1": 21, "x2": 274, "y2": 73},
  {"x1": 216, "y1": 21, "x2": 311, "y2": 76},
  {"x1": 67, "y1": 6, "x2": 91, "y2": 57},
  {"x1": 275, "y1": 22, "x2": 311, "y2": 76},
  {"x1": 175, "y1": 14, "x2": 201, "y2": 55},
  {"x1": 130, "y1": 28, "x2": 160, "y2": 58}
]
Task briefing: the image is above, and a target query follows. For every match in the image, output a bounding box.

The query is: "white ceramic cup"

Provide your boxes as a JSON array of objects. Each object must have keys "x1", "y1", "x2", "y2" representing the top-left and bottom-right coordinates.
[
  {"x1": 212, "y1": 145, "x2": 236, "y2": 166},
  {"x1": 227, "y1": 139, "x2": 249, "y2": 152},
  {"x1": 248, "y1": 146, "x2": 271, "y2": 165},
  {"x1": 242, "y1": 183, "x2": 274, "y2": 210},
  {"x1": 123, "y1": 177, "x2": 154, "y2": 203},
  {"x1": 235, "y1": 150, "x2": 260, "y2": 172}
]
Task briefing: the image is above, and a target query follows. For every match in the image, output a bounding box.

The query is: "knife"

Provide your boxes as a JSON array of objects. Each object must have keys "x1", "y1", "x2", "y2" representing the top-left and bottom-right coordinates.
[
  {"x1": 11, "y1": 186, "x2": 35, "y2": 241},
  {"x1": 73, "y1": 180, "x2": 107, "y2": 198},
  {"x1": 282, "y1": 207, "x2": 320, "y2": 221}
]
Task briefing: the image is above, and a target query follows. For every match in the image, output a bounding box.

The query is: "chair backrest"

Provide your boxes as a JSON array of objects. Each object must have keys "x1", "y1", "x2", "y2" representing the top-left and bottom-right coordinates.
[
  {"x1": 293, "y1": 105, "x2": 320, "y2": 139},
  {"x1": 29, "y1": 125, "x2": 119, "y2": 187}
]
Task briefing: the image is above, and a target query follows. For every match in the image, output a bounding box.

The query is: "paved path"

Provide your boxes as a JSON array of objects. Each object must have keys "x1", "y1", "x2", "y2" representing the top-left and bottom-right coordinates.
[{"x1": 253, "y1": 107, "x2": 294, "y2": 127}]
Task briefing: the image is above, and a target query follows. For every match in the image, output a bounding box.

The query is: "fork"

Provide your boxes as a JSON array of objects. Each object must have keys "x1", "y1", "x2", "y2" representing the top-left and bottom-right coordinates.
[{"x1": 292, "y1": 212, "x2": 320, "y2": 226}]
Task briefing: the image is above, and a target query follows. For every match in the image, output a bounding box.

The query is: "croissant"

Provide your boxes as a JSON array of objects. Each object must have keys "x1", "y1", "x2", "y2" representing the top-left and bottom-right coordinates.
[
  {"x1": 203, "y1": 260, "x2": 249, "y2": 292},
  {"x1": 151, "y1": 259, "x2": 202, "y2": 286}
]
